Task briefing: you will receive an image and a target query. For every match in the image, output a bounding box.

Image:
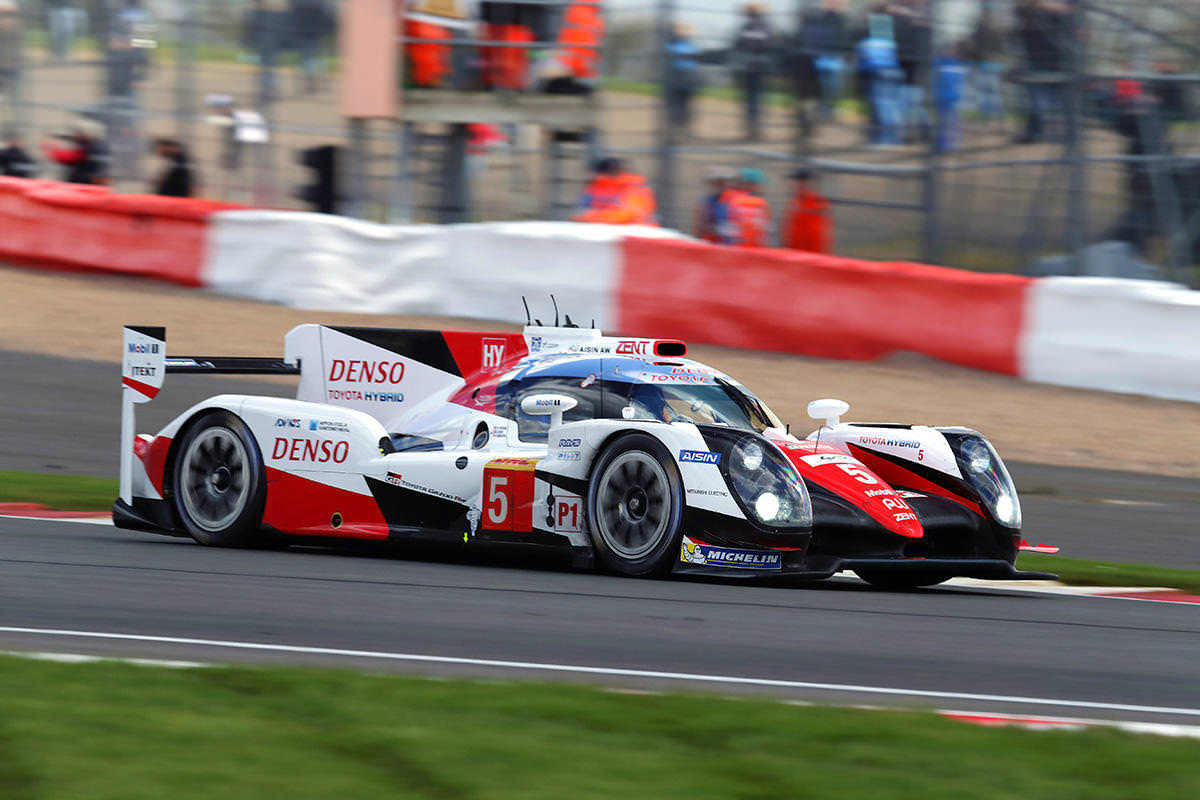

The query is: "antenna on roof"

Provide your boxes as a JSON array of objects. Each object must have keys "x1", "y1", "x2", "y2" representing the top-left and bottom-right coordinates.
[
  {"x1": 564, "y1": 314, "x2": 579, "y2": 328},
  {"x1": 522, "y1": 296, "x2": 532, "y2": 326},
  {"x1": 549, "y1": 294, "x2": 560, "y2": 327},
  {"x1": 591, "y1": 319, "x2": 595, "y2": 328}
]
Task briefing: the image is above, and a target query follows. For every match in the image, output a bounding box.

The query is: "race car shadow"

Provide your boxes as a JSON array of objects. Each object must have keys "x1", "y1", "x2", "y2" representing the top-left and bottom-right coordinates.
[{"x1": 111, "y1": 532, "x2": 1043, "y2": 598}]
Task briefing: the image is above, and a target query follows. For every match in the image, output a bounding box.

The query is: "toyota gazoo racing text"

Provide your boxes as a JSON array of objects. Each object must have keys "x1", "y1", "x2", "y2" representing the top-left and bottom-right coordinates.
[{"x1": 114, "y1": 323, "x2": 1056, "y2": 588}]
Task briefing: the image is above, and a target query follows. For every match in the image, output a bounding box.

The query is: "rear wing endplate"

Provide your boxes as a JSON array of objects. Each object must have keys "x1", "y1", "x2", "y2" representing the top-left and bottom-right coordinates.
[{"x1": 119, "y1": 326, "x2": 299, "y2": 504}]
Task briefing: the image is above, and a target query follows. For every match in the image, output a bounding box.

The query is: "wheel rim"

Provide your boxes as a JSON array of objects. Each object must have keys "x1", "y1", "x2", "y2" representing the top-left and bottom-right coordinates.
[
  {"x1": 179, "y1": 427, "x2": 250, "y2": 533},
  {"x1": 594, "y1": 450, "x2": 672, "y2": 560}
]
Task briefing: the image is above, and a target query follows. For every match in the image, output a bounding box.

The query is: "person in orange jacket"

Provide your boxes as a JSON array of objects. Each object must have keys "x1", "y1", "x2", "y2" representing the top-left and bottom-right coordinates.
[
  {"x1": 718, "y1": 167, "x2": 770, "y2": 247},
  {"x1": 573, "y1": 157, "x2": 657, "y2": 225},
  {"x1": 781, "y1": 168, "x2": 834, "y2": 253},
  {"x1": 559, "y1": 0, "x2": 604, "y2": 82},
  {"x1": 404, "y1": 14, "x2": 452, "y2": 88}
]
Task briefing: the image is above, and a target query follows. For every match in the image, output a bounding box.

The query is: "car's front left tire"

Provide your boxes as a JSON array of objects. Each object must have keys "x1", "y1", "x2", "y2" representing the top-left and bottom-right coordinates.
[
  {"x1": 172, "y1": 411, "x2": 267, "y2": 547},
  {"x1": 585, "y1": 433, "x2": 685, "y2": 577}
]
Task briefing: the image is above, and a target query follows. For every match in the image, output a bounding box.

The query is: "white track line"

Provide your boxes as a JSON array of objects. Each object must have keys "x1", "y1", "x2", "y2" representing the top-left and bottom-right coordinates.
[{"x1": 0, "y1": 625, "x2": 1197, "y2": 719}]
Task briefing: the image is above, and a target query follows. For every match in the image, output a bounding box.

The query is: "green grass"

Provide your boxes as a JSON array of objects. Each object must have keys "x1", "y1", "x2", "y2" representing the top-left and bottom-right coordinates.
[
  {"x1": 1020, "y1": 553, "x2": 1200, "y2": 595},
  {"x1": 4, "y1": 470, "x2": 1198, "y2": 594},
  {"x1": 0, "y1": 655, "x2": 1197, "y2": 799},
  {"x1": 0, "y1": 470, "x2": 116, "y2": 512}
]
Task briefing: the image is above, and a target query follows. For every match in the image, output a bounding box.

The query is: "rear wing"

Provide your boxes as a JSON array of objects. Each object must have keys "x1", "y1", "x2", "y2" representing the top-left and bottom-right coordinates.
[
  {"x1": 119, "y1": 325, "x2": 301, "y2": 504},
  {"x1": 164, "y1": 356, "x2": 300, "y2": 376}
]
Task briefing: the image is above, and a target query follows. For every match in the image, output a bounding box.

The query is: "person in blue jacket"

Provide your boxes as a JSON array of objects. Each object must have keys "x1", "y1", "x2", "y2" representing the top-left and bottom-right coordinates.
[
  {"x1": 857, "y1": 12, "x2": 902, "y2": 146},
  {"x1": 935, "y1": 45, "x2": 968, "y2": 151}
]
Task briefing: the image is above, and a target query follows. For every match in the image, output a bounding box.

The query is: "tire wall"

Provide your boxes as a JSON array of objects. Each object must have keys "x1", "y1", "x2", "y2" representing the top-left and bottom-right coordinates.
[{"x1": 1, "y1": 183, "x2": 1196, "y2": 403}]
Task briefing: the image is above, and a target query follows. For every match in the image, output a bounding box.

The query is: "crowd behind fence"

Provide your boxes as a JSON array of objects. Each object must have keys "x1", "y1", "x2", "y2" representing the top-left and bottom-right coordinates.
[{"x1": 0, "y1": 1, "x2": 1198, "y2": 286}]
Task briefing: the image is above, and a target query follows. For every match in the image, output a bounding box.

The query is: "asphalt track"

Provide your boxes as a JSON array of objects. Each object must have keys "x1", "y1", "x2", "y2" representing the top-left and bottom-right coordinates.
[
  {"x1": 1, "y1": 516, "x2": 1198, "y2": 726},
  {"x1": 3, "y1": 350, "x2": 1196, "y2": 568},
  {"x1": 1, "y1": 350, "x2": 1198, "y2": 726}
]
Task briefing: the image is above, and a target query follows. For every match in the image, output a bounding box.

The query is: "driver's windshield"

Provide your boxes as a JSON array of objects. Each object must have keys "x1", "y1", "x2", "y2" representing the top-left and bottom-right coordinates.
[{"x1": 611, "y1": 378, "x2": 783, "y2": 432}]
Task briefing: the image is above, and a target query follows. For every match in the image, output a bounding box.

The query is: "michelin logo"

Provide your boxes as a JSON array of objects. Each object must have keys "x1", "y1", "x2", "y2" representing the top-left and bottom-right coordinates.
[
  {"x1": 680, "y1": 536, "x2": 781, "y2": 570},
  {"x1": 678, "y1": 449, "x2": 721, "y2": 465}
]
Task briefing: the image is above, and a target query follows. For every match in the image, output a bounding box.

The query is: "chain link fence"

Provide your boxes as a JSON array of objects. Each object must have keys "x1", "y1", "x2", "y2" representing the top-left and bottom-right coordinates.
[{"x1": 1, "y1": 1, "x2": 1198, "y2": 285}]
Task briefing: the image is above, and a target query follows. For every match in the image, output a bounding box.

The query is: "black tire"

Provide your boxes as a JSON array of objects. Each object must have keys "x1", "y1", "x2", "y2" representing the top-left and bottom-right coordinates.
[
  {"x1": 171, "y1": 411, "x2": 267, "y2": 547},
  {"x1": 585, "y1": 433, "x2": 685, "y2": 577},
  {"x1": 854, "y1": 569, "x2": 951, "y2": 590}
]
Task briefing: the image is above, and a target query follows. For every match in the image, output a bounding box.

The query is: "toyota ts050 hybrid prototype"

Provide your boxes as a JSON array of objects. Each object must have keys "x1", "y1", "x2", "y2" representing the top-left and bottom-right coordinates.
[{"x1": 115, "y1": 322, "x2": 1057, "y2": 588}]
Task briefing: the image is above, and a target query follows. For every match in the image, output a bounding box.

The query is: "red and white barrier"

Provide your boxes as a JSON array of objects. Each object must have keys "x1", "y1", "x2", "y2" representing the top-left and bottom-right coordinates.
[
  {"x1": 0, "y1": 177, "x2": 239, "y2": 285},
  {"x1": 202, "y1": 211, "x2": 680, "y2": 325},
  {"x1": 1, "y1": 186, "x2": 1197, "y2": 403}
]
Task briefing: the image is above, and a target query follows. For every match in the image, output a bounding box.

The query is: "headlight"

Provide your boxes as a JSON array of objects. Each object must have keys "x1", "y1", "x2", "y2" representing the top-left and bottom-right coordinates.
[
  {"x1": 994, "y1": 494, "x2": 1017, "y2": 526},
  {"x1": 754, "y1": 491, "x2": 780, "y2": 521},
  {"x1": 959, "y1": 438, "x2": 991, "y2": 475},
  {"x1": 736, "y1": 441, "x2": 764, "y2": 471},
  {"x1": 947, "y1": 433, "x2": 1021, "y2": 529},
  {"x1": 700, "y1": 430, "x2": 811, "y2": 529}
]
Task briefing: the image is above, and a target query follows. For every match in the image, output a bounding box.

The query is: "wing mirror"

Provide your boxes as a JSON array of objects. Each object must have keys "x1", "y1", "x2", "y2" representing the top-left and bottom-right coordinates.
[
  {"x1": 521, "y1": 393, "x2": 578, "y2": 429},
  {"x1": 807, "y1": 398, "x2": 850, "y2": 428}
]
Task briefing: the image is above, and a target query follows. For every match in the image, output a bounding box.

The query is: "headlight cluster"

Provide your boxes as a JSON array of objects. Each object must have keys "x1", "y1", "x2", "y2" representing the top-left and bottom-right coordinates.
[
  {"x1": 947, "y1": 433, "x2": 1022, "y2": 529},
  {"x1": 706, "y1": 432, "x2": 812, "y2": 529}
]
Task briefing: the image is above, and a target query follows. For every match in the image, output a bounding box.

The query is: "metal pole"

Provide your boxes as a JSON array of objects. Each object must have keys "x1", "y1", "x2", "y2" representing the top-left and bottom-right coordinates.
[
  {"x1": 544, "y1": 132, "x2": 563, "y2": 219},
  {"x1": 1064, "y1": 0, "x2": 1089, "y2": 273},
  {"x1": 390, "y1": 122, "x2": 415, "y2": 223},
  {"x1": 346, "y1": 118, "x2": 370, "y2": 219},
  {"x1": 920, "y1": 0, "x2": 941, "y2": 265},
  {"x1": 174, "y1": 2, "x2": 198, "y2": 151},
  {"x1": 654, "y1": 0, "x2": 677, "y2": 230},
  {"x1": 440, "y1": 123, "x2": 470, "y2": 223}
]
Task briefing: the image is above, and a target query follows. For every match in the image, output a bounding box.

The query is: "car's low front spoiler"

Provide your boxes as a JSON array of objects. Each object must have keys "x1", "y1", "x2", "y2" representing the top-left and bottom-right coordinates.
[{"x1": 674, "y1": 556, "x2": 1056, "y2": 582}]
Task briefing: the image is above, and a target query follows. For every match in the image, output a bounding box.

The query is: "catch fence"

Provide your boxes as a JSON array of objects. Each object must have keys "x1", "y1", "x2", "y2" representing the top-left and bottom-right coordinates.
[{"x1": 1, "y1": 1, "x2": 1198, "y2": 284}]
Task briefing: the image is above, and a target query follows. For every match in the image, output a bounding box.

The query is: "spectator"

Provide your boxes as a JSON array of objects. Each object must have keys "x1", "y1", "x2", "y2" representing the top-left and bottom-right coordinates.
[
  {"x1": 719, "y1": 168, "x2": 770, "y2": 247},
  {"x1": 967, "y1": 0, "x2": 1006, "y2": 130},
  {"x1": 544, "y1": 0, "x2": 605, "y2": 95},
  {"x1": 288, "y1": 0, "x2": 335, "y2": 95},
  {"x1": 1015, "y1": 0, "x2": 1070, "y2": 144},
  {"x1": 781, "y1": 168, "x2": 832, "y2": 253},
  {"x1": 666, "y1": 22, "x2": 702, "y2": 135},
  {"x1": 0, "y1": 129, "x2": 36, "y2": 178},
  {"x1": 480, "y1": 2, "x2": 537, "y2": 91},
  {"x1": 151, "y1": 137, "x2": 193, "y2": 197},
  {"x1": 1102, "y1": 80, "x2": 1169, "y2": 254},
  {"x1": 0, "y1": 0, "x2": 18, "y2": 94},
  {"x1": 46, "y1": 0, "x2": 82, "y2": 63},
  {"x1": 729, "y1": 3, "x2": 774, "y2": 141},
  {"x1": 934, "y1": 44, "x2": 968, "y2": 151},
  {"x1": 857, "y1": 10, "x2": 902, "y2": 146},
  {"x1": 694, "y1": 166, "x2": 735, "y2": 242},
  {"x1": 891, "y1": 0, "x2": 932, "y2": 144},
  {"x1": 573, "y1": 157, "x2": 657, "y2": 225},
  {"x1": 797, "y1": 0, "x2": 850, "y2": 123},
  {"x1": 243, "y1": 0, "x2": 286, "y2": 105},
  {"x1": 42, "y1": 120, "x2": 109, "y2": 184}
]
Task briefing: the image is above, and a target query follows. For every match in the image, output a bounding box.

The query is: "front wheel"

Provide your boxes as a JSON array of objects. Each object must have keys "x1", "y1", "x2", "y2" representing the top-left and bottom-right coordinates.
[
  {"x1": 586, "y1": 433, "x2": 685, "y2": 577},
  {"x1": 854, "y1": 569, "x2": 951, "y2": 590},
  {"x1": 172, "y1": 411, "x2": 267, "y2": 547}
]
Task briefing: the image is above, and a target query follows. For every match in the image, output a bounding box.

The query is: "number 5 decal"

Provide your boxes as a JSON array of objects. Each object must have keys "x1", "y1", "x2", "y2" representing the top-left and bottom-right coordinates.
[
  {"x1": 481, "y1": 460, "x2": 536, "y2": 532},
  {"x1": 486, "y1": 476, "x2": 509, "y2": 524},
  {"x1": 836, "y1": 462, "x2": 878, "y2": 484}
]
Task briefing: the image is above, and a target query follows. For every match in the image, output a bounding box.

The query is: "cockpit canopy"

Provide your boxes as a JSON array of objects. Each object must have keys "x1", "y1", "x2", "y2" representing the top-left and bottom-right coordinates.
[{"x1": 494, "y1": 355, "x2": 783, "y2": 442}]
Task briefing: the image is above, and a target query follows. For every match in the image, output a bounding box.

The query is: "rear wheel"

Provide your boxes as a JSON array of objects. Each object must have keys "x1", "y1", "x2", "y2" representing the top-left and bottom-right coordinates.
[
  {"x1": 586, "y1": 434, "x2": 684, "y2": 577},
  {"x1": 172, "y1": 412, "x2": 266, "y2": 547},
  {"x1": 854, "y1": 569, "x2": 951, "y2": 590}
]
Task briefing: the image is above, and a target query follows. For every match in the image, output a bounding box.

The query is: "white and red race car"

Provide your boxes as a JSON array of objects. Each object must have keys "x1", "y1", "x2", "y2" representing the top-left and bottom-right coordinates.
[{"x1": 115, "y1": 322, "x2": 1056, "y2": 587}]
